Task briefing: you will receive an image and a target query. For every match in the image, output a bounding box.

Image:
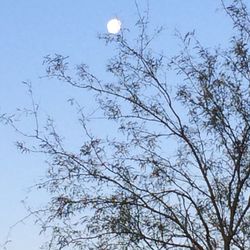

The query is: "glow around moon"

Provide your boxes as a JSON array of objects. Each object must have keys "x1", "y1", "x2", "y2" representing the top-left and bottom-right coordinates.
[{"x1": 107, "y1": 18, "x2": 121, "y2": 34}]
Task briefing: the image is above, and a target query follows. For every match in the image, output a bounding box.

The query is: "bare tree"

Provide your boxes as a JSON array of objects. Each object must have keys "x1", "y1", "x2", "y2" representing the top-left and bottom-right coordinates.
[{"x1": 15, "y1": 1, "x2": 250, "y2": 249}]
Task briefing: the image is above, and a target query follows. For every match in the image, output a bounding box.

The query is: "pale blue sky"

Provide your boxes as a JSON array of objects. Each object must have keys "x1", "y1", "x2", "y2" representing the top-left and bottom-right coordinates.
[{"x1": 0, "y1": 1, "x2": 236, "y2": 249}]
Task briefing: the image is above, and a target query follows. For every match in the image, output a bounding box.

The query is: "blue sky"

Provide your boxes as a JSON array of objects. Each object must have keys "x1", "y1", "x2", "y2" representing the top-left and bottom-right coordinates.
[{"x1": 0, "y1": 1, "x2": 236, "y2": 249}]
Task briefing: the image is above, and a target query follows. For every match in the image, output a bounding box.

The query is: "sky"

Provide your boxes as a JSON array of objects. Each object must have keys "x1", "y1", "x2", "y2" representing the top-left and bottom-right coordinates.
[{"x1": 0, "y1": 1, "x2": 237, "y2": 249}]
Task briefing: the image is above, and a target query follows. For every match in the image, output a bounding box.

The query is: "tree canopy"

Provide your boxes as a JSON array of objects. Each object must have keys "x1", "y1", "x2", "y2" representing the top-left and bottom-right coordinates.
[{"x1": 12, "y1": 1, "x2": 250, "y2": 249}]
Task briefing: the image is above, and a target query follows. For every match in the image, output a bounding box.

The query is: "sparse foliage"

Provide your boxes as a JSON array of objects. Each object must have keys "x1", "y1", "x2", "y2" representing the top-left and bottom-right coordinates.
[{"x1": 15, "y1": 1, "x2": 250, "y2": 249}]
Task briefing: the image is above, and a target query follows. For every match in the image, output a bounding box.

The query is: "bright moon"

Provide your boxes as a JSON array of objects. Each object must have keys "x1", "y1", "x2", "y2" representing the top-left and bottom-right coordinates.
[{"x1": 107, "y1": 18, "x2": 121, "y2": 34}]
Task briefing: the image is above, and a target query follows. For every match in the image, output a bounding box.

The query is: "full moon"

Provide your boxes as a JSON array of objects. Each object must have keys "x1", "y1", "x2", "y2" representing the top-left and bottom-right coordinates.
[{"x1": 107, "y1": 18, "x2": 121, "y2": 34}]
